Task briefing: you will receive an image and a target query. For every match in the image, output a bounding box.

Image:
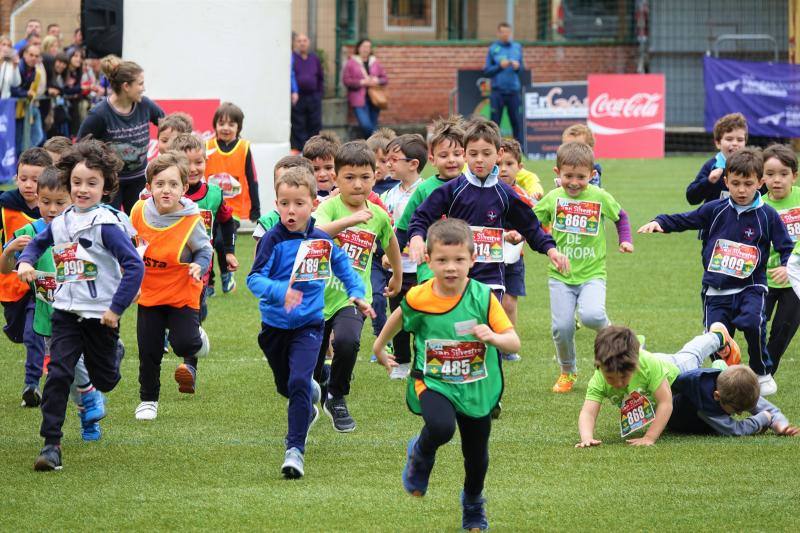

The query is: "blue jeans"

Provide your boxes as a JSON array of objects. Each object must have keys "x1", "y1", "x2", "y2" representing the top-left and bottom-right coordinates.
[
  {"x1": 353, "y1": 99, "x2": 380, "y2": 138},
  {"x1": 489, "y1": 90, "x2": 522, "y2": 142}
]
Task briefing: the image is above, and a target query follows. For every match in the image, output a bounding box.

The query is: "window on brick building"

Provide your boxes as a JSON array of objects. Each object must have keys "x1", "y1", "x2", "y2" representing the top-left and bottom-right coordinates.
[{"x1": 386, "y1": 0, "x2": 435, "y2": 31}]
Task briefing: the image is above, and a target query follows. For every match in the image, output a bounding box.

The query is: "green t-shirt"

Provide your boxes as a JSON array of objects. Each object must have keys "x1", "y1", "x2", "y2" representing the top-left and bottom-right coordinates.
[
  {"x1": 585, "y1": 351, "x2": 679, "y2": 407},
  {"x1": 764, "y1": 186, "x2": 800, "y2": 288},
  {"x1": 253, "y1": 210, "x2": 281, "y2": 240},
  {"x1": 314, "y1": 196, "x2": 394, "y2": 320},
  {"x1": 396, "y1": 175, "x2": 449, "y2": 281},
  {"x1": 534, "y1": 185, "x2": 621, "y2": 285},
  {"x1": 14, "y1": 220, "x2": 54, "y2": 337}
]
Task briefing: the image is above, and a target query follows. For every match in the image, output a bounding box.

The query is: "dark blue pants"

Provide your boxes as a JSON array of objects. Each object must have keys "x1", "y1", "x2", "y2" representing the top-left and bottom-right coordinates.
[
  {"x1": 2, "y1": 292, "x2": 46, "y2": 387},
  {"x1": 370, "y1": 260, "x2": 389, "y2": 336},
  {"x1": 290, "y1": 94, "x2": 322, "y2": 151},
  {"x1": 489, "y1": 90, "x2": 522, "y2": 142},
  {"x1": 703, "y1": 286, "x2": 772, "y2": 375},
  {"x1": 258, "y1": 321, "x2": 324, "y2": 453}
]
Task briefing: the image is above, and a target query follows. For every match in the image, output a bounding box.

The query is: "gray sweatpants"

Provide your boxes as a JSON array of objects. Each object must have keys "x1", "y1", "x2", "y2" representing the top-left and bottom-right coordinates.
[
  {"x1": 549, "y1": 278, "x2": 609, "y2": 374},
  {"x1": 653, "y1": 332, "x2": 721, "y2": 373}
]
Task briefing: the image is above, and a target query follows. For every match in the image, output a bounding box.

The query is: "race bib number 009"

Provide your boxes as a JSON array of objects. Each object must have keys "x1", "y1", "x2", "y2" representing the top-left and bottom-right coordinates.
[
  {"x1": 619, "y1": 391, "x2": 655, "y2": 437},
  {"x1": 471, "y1": 226, "x2": 503, "y2": 263},
  {"x1": 291, "y1": 239, "x2": 332, "y2": 282},
  {"x1": 334, "y1": 228, "x2": 376, "y2": 271},
  {"x1": 779, "y1": 208, "x2": 800, "y2": 243},
  {"x1": 553, "y1": 198, "x2": 602, "y2": 236},
  {"x1": 424, "y1": 339, "x2": 487, "y2": 384},
  {"x1": 707, "y1": 239, "x2": 759, "y2": 279},
  {"x1": 52, "y1": 242, "x2": 98, "y2": 283}
]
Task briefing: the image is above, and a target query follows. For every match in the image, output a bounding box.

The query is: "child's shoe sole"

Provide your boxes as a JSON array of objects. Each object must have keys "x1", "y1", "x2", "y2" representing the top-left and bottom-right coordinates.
[{"x1": 174, "y1": 365, "x2": 196, "y2": 394}]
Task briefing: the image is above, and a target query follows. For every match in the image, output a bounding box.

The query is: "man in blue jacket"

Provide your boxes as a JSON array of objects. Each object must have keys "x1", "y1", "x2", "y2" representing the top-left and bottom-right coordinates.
[{"x1": 483, "y1": 22, "x2": 524, "y2": 142}]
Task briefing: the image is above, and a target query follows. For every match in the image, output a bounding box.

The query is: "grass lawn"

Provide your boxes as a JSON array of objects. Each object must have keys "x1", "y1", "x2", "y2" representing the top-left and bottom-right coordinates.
[{"x1": 1, "y1": 155, "x2": 799, "y2": 531}]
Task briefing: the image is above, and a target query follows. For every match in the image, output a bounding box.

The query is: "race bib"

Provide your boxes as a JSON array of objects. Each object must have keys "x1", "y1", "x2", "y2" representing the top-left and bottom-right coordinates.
[
  {"x1": 52, "y1": 242, "x2": 98, "y2": 283},
  {"x1": 334, "y1": 228, "x2": 376, "y2": 271},
  {"x1": 619, "y1": 391, "x2": 655, "y2": 437},
  {"x1": 291, "y1": 239, "x2": 332, "y2": 282},
  {"x1": 707, "y1": 239, "x2": 759, "y2": 279},
  {"x1": 207, "y1": 173, "x2": 241, "y2": 199},
  {"x1": 471, "y1": 226, "x2": 504, "y2": 263},
  {"x1": 33, "y1": 270, "x2": 57, "y2": 304},
  {"x1": 199, "y1": 209, "x2": 213, "y2": 237},
  {"x1": 779, "y1": 208, "x2": 800, "y2": 243},
  {"x1": 424, "y1": 339, "x2": 487, "y2": 384},
  {"x1": 553, "y1": 198, "x2": 602, "y2": 236}
]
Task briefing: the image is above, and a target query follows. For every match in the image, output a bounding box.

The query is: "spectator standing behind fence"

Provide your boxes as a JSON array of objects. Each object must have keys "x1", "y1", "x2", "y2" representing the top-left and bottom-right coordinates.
[
  {"x1": 484, "y1": 22, "x2": 524, "y2": 142},
  {"x1": 14, "y1": 19, "x2": 41, "y2": 52},
  {"x1": 0, "y1": 36, "x2": 21, "y2": 99},
  {"x1": 81, "y1": 57, "x2": 108, "y2": 105},
  {"x1": 65, "y1": 50, "x2": 86, "y2": 135},
  {"x1": 78, "y1": 55, "x2": 164, "y2": 212},
  {"x1": 11, "y1": 44, "x2": 44, "y2": 155},
  {"x1": 343, "y1": 38, "x2": 388, "y2": 138},
  {"x1": 290, "y1": 33, "x2": 324, "y2": 152}
]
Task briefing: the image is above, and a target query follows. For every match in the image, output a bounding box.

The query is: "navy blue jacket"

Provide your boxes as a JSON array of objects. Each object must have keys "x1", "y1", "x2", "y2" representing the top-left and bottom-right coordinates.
[
  {"x1": 685, "y1": 156, "x2": 729, "y2": 205},
  {"x1": 483, "y1": 40, "x2": 524, "y2": 93},
  {"x1": 654, "y1": 195, "x2": 793, "y2": 290}
]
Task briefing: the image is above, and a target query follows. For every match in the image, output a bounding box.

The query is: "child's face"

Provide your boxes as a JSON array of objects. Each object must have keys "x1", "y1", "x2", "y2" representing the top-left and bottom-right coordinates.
[
  {"x1": 185, "y1": 148, "x2": 206, "y2": 186},
  {"x1": 334, "y1": 164, "x2": 375, "y2": 209},
  {"x1": 763, "y1": 157, "x2": 797, "y2": 201},
  {"x1": 147, "y1": 166, "x2": 188, "y2": 214},
  {"x1": 556, "y1": 164, "x2": 593, "y2": 197},
  {"x1": 498, "y1": 152, "x2": 522, "y2": 186},
  {"x1": 465, "y1": 139, "x2": 500, "y2": 179},
  {"x1": 374, "y1": 149, "x2": 390, "y2": 181},
  {"x1": 70, "y1": 162, "x2": 106, "y2": 209},
  {"x1": 275, "y1": 183, "x2": 313, "y2": 232},
  {"x1": 600, "y1": 369, "x2": 634, "y2": 390},
  {"x1": 157, "y1": 127, "x2": 178, "y2": 153},
  {"x1": 425, "y1": 241, "x2": 475, "y2": 293},
  {"x1": 37, "y1": 187, "x2": 71, "y2": 224},
  {"x1": 724, "y1": 172, "x2": 761, "y2": 206},
  {"x1": 387, "y1": 146, "x2": 416, "y2": 181},
  {"x1": 312, "y1": 156, "x2": 336, "y2": 192},
  {"x1": 215, "y1": 117, "x2": 239, "y2": 143},
  {"x1": 429, "y1": 139, "x2": 465, "y2": 180},
  {"x1": 16, "y1": 164, "x2": 43, "y2": 205},
  {"x1": 715, "y1": 128, "x2": 746, "y2": 158}
]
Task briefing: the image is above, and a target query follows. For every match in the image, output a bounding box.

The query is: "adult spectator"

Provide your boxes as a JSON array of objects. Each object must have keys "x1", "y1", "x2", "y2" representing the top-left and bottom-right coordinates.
[
  {"x1": 343, "y1": 38, "x2": 387, "y2": 138},
  {"x1": 65, "y1": 49, "x2": 86, "y2": 135},
  {"x1": 10, "y1": 44, "x2": 44, "y2": 153},
  {"x1": 0, "y1": 35, "x2": 21, "y2": 99},
  {"x1": 65, "y1": 28, "x2": 83, "y2": 57},
  {"x1": 483, "y1": 22, "x2": 524, "y2": 141},
  {"x1": 78, "y1": 55, "x2": 164, "y2": 212},
  {"x1": 81, "y1": 56, "x2": 108, "y2": 105},
  {"x1": 14, "y1": 19, "x2": 41, "y2": 52},
  {"x1": 46, "y1": 52, "x2": 72, "y2": 137},
  {"x1": 290, "y1": 32, "x2": 324, "y2": 151},
  {"x1": 46, "y1": 24, "x2": 61, "y2": 40}
]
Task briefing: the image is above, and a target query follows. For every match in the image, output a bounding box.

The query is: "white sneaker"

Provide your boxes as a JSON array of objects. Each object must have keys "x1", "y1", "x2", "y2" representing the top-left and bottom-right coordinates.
[
  {"x1": 195, "y1": 327, "x2": 210, "y2": 358},
  {"x1": 390, "y1": 363, "x2": 410, "y2": 380},
  {"x1": 281, "y1": 447, "x2": 304, "y2": 479},
  {"x1": 135, "y1": 401, "x2": 158, "y2": 420},
  {"x1": 758, "y1": 374, "x2": 777, "y2": 396}
]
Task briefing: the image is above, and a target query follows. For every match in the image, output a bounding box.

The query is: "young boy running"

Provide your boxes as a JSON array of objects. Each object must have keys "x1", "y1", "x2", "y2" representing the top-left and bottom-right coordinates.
[
  {"x1": 247, "y1": 166, "x2": 373, "y2": 478},
  {"x1": 374, "y1": 218, "x2": 520, "y2": 531},
  {"x1": 131, "y1": 152, "x2": 212, "y2": 420},
  {"x1": 686, "y1": 112, "x2": 747, "y2": 205},
  {"x1": 639, "y1": 148, "x2": 794, "y2": 396}
]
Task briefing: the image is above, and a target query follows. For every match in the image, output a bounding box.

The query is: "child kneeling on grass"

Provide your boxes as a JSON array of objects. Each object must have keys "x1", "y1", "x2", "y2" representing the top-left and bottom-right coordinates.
[{"x1": 374, "y1": 218, "x2": 520, "y2": 532}]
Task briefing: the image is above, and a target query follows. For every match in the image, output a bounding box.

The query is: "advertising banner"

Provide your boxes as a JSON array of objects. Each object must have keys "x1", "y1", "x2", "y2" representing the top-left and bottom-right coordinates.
[
  {"x1": 456, "y1": 69, "x2": 531, "y2": 145},
  {"x1": 148, "y1": 98, "x2": 220, "y2": 158},
  {"x1": 524, "y1": 81, "x2": 587, "y2": 159}
]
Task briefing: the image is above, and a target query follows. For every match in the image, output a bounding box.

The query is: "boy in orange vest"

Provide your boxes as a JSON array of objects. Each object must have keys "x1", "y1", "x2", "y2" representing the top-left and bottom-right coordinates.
[
  {"x1": 0, "y1": 147, "x2": 52, "y2": 406},
  {"x1": 205, "y1": 102, "x2": 259, "y2": 294},
  {"x1": 131, "y1": 152, "x2": 213, "y2": 421}
]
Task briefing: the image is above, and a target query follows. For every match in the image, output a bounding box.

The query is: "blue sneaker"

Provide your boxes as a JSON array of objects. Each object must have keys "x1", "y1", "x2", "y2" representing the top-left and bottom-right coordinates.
[
  {"x1": 369, "y1": 354, "x2": 378, "y2": 363},
  {"x1": 206, "y1": 285, "x2": 216, "y2": 298},
  {"x1": 221, "y1": 272, "x2": 236, "y2": 293},
  {"x1": 402, "y1": 436, "x2": 434, "y2": 497},
  {"x1": 80, "y1": 389, "x2": 106, "y2": 424},
  {"x1": 461, "y1": 491, "x2": 489, "y2": 531},
  {"x1": 79, "y1": 410, "x2": 102, "y2": 441}
]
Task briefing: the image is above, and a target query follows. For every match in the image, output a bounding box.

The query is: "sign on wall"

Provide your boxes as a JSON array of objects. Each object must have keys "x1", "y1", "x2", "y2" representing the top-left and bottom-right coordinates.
[
  {"x1": 456, "y1": 70, "x2": 531, "y2": 146},
  {"x1": 148, "y1": 99, "x2": 220, "y2": 158},
  {"x1": 524, "y1": 81, "x2": 587, "y2": 159}
]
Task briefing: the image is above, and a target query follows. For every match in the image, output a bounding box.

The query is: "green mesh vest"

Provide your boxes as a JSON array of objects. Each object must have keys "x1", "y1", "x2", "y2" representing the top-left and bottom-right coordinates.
[
  {"x1": 15, "y1": 220, "x2": 55, "y2": 337},
  {"x1": 402, "y1": 280, "x2": 503, "y2": 418},
  {"x1": 195, "y1": 184, "x2": 223, "y2": 238}
]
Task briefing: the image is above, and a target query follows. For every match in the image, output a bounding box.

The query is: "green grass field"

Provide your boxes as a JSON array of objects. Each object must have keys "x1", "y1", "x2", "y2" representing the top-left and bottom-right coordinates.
[{"x1": 2, "y1": 155, "x2": 799, "y2": 531}]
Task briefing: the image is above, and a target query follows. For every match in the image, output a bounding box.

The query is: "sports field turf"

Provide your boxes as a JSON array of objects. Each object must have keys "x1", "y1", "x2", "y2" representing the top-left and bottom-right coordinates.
[{"x1": 1, "y1": 155, "x2": 798, "y2": 531}]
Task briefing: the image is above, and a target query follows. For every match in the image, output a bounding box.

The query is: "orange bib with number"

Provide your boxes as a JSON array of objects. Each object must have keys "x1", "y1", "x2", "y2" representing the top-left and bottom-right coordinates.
[{"x1": 205, "y1": 138, "x2": 251, "y2": 221}]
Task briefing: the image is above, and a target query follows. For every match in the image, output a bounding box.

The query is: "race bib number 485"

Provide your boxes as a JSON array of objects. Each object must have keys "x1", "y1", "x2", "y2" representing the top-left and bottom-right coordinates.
[
  {"x1": 424, "y1": 339, "x2": 487, "y2": 384},
  {"x1": 707, "y1": 239, "x2": 759, "y2": 279},
  {"x1": 52, "y1": 242, "x2": 98, "y2": 283},
  {"x1": 553, "y1": 198, "x2": 602, "y2": 236}
]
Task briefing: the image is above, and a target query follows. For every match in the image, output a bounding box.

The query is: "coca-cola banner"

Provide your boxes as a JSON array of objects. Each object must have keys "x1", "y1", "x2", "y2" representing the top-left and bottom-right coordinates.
[
  {"x1": 524, "y1": 81, "x2": 587, "y2": 159},
  {"x1": 704, "y1": 56, "x2": 800, "y2": 138},
  {"x1": 587, "y1": 74, "x2": 665, "y2": 159}
]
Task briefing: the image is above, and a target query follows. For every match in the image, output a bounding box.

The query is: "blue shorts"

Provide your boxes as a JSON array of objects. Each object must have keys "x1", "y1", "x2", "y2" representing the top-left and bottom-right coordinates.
[{"x1": 504, "y1": 257, "x2": 526, "y2": 297}]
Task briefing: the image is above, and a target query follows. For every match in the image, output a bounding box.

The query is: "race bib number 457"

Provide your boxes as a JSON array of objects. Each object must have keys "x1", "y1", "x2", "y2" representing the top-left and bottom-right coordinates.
[
  {"x1": 424, "y1": 339, "x2": 487, "y2": 384},
  {"x1": 335, "y1": 228, "x2": 376, "y2": 271},
  {"x1": 707, "y1": 239, "x2": 759, "y2": 279},
  {"x1": 553, "y1": 198, "x2": 601, "y2": 236},
  {"x1": 52, "y1": 242, "x2": 98, "y2": 283},
  {"x1": 291, "y1": 239, "x2": 332, "y2": 282}
]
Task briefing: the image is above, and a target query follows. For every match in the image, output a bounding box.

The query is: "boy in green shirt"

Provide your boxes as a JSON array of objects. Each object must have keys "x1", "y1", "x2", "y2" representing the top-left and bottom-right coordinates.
[
  {"x1": 534, "y1": 142, "x2": 633, "y2": 393},
  {"x1": 312, "y1": 141, "x2": 402, "y2": 432}
]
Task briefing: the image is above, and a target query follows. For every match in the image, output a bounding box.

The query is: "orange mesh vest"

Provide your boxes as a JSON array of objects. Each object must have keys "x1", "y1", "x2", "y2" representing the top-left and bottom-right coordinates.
[
  {"x1": 0, "y1": 208, "x2": 36, "y2": 302},
  {"x1": 130, "y1": 202, "x2": 203, "y2": 309},
  {"x1": 205, "y1": 138, "x2": 251, "y2": 221}
]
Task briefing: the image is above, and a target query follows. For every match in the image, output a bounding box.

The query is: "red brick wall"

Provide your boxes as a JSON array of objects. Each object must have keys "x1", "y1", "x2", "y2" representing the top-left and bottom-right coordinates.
[{"x1": 345, "y1": 44, "x2": 637, "y2": 125}]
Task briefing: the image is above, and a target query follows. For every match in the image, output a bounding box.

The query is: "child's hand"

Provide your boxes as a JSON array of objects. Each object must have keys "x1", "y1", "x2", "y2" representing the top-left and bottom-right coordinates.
[
  {"x1": 619, "y1": 242, "x2": 634, "y2": 253},
  {"x1": 708, "y1": 167, "x2": 724, "y2": 184},
  {"x1": 575, "y1": 438, "x2": 602, "y2": 448},
  {"x1": 100, "y1": 309, "x2": 120, "y2": 328},
  {"x1": 547, "y1": 248, "x2": 570, "y2": 274},
  {"x1": 349, "y1": 209, "x2": 373, "y2": 226},
  {"x1": 8, "y1": 235, "x2": 31, "y2": 252},
  {"x1": 409, "y1": 236, "x2": 426, "y2": 265},
  {"x1": 373, "y1": 344, "x2": 398, "y2": 371},
  {"x1": 226, "y1": 253, "x2": 239, "y2": 272},
  {"x1": 188, "y1": 263, "x2": 202, "y2": 281},
  {"x1": 504, "y1": 230, "x2": 523, "y2": 244},
  {"x1": 381, "y1": 254, "x2": 391, "y2": 270},
  {"x1": 385, "y1": 273, "x2": 402, "y2": 298},
  {"x1": 772, "y1": 423, "x2": 800, "y2": 436},
  {"x1": 626, "y1": 436, "x2": 656, "y2": 446},
  {"x1": 472, "y1": 324, "x2": 497, "y2": 345},
  {"x1": 769, "y1": 266, "x2": 788, "y2": 285},
  {"x1": 352, "y1": 297, "x2": 376, "y2": 319},
  {"x1": 16, "y1": 262, "x2": 36, "y2": 283},
  {"x1": 637, "y1": 221, "x2": 663, "y2": 234},
  {"x1": 284, "y1": 284, "x2": 303, "y2": 312}
]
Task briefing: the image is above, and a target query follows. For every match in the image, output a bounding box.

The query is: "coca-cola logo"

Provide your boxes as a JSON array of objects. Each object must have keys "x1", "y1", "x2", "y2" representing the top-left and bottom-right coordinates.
[{"x1": 590, "y1": 92, "x2": 662, "y2": 119}]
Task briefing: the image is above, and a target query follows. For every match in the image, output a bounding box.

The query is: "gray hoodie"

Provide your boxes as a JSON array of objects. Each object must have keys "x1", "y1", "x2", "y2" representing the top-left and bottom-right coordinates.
[{"x1": 142, "y1": 197, "x2": 213, "y2": 271}]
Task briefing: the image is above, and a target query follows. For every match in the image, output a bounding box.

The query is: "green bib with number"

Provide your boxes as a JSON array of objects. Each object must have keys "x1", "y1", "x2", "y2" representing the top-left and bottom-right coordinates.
[
  {"x1": 15, "y1": 220, "x2": 55, "y2": 337},
  {"x1": 195, "y1": 183, "x2": 223, "y2": 239},
  {"x1": 764, "y1": 186, "x2": 800, "y2": 288},
  {"x1": 401, "y1": 280, "x2": 503, "y2": 418}
]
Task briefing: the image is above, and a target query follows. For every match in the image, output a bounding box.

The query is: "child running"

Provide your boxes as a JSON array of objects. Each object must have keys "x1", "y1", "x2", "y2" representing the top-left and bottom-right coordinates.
[
  {"x1": 686, "y1": 112, "x2": 747, "y2": 205},
  {"x1": 18, "y1": 140, "x2": 144, "y2": 471},
  {"x1": 156, "y1": 112, "x2": 193, "y2": 155},
  {"x1": 253, "y1": 155, "x2": 316, "y2": 241},
  {"x1": 374, "y1": 218, "x2": 520, "y2": 531}
]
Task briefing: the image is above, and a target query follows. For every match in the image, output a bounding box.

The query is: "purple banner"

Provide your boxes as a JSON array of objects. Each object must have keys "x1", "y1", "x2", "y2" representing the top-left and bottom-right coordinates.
[
  {"x1": 704, "y1": 56, "x2": 800, "y2": 138},
  {"x1": 0, "y1": 99, "x2": 15, "y2": 183}
]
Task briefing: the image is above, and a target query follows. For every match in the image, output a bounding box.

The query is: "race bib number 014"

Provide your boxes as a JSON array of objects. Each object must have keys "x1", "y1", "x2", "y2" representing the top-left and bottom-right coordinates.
[
  {"x1": 553, "y1": 198, "x2": 601, "y2": 236},
  {"x1": 334, "y1": 228, "x2": 376, "y2": 271},
  {"x1": 779, "y1": 208, "x2": 800, "y2": 243},
  {"x1": 707, "y1": 239, "x2": 759, "y2": 279},
  {"x1": 52, "y1": 242, "x2": 98, "y2": 283},
  {"x1": 619, "y1": 391, "x2": 655, "y2": 437},
  {"x1": 471, "y1": 226, "x2": 503, "y2": 263},
  {"x1": 424, "y1": 339, "x2": 487, "y2": 384},
  {"x1": 291, "y1": 239, "x2": 332, "y2": 282}
]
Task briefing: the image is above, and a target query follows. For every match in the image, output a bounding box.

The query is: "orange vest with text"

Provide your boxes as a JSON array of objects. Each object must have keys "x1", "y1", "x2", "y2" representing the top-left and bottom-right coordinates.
[
  {"x1": 0, "y1": 208, "x2": 36, "y2": 302},
  {"x1": 205, "y1": 138, "x2": 251, "y2": 221},
  {"x1": 130, "y1": 202, "x2": 203, "y2": 309}
]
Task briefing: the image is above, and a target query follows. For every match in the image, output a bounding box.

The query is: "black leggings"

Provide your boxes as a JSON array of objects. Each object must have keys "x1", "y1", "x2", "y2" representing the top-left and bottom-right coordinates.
[
  {"x1": 388, "y1": 272, "x2": 417, "y2": 364},
  {"x1": 109, "y1": 177, "x2": 146, "y2": 214},
  {"x1": 314, "y1": 305, "x2": 364, "y2": 397},
  {"x1": 765, "y1": 287, "x2": 800, "y2": 374},
  {"x1": 418, "y1": 389, "x2": 491, "y2": 497}
]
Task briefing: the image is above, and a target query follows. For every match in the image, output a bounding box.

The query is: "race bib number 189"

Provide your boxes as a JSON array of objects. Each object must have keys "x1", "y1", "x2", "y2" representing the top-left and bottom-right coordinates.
[{"x1": 291, "y1": 239, "x2": 332, "y2": 282}]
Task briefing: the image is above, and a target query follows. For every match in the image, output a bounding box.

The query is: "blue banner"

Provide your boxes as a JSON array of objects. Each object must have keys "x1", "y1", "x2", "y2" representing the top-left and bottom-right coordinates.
[
  {"x1": 704, "y1": 56, "x2": 800, "y2": 138},
  {"x1": 524, "y1": 81, "x2": 587, "y2": 159},
  {"x1": 0, "y1": 99, "x2": 15, "y2": 183}
]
